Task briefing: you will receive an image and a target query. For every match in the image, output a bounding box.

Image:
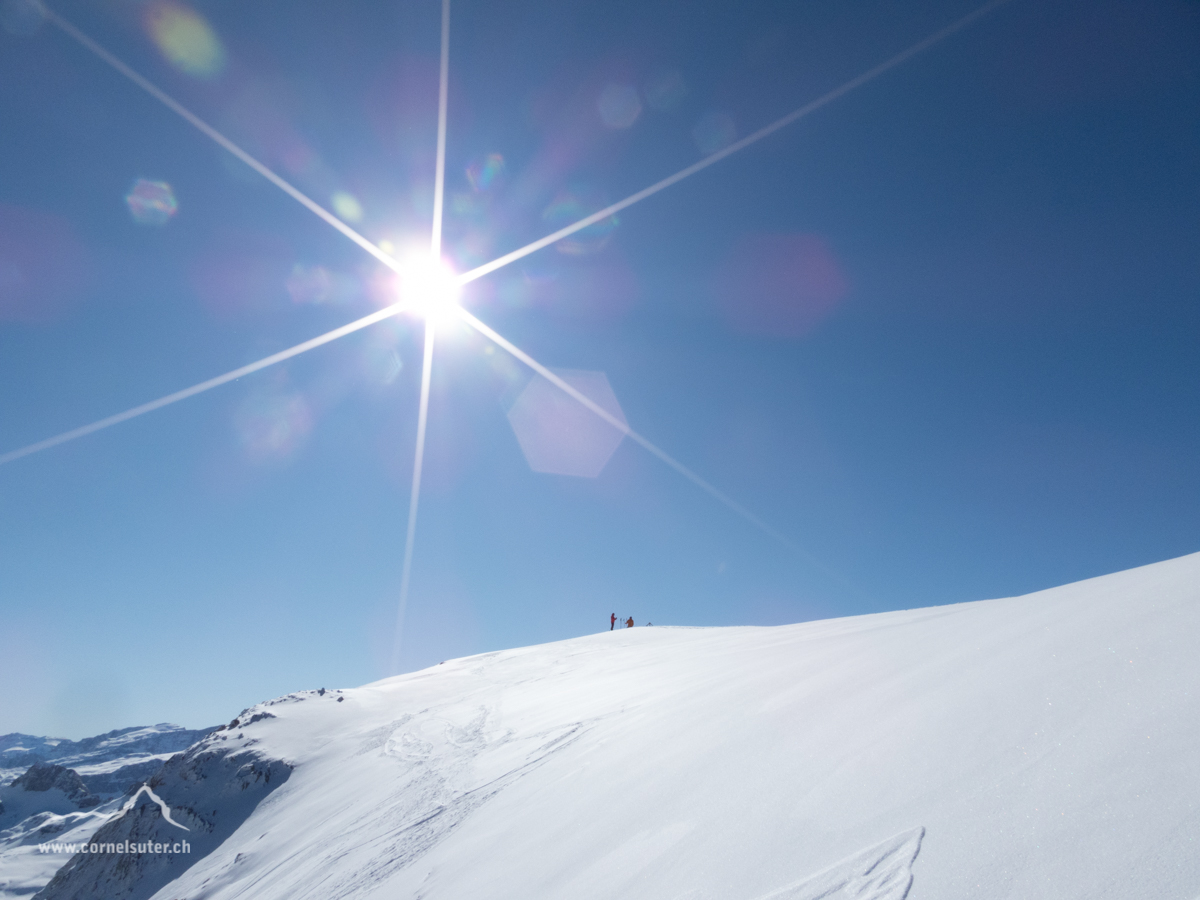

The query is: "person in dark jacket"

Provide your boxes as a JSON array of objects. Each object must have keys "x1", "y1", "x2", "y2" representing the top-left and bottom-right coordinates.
[{"x1": 610, "y1": 613, "x2": 616, "y2": 631}]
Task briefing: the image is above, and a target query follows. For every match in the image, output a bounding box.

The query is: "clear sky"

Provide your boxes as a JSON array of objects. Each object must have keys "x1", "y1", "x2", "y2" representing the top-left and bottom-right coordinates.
[{"x1": 1, "y1": 0, "x2": 1197, "y2": 738}]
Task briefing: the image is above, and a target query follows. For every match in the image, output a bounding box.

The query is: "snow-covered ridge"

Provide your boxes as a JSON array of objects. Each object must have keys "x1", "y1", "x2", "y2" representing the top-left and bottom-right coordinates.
[{"x1": 26, "y1": 552, "x2": 1200, "y2": 898}]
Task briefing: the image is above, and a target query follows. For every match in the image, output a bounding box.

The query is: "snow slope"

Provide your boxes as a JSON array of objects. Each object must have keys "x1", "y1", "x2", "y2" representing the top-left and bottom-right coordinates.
[
  {"x1": 36, "y1": 552, "x2": 1200, "y2": 900},
  {"x1": 0, "y1": 799, "x2": 122, "y2": 900}
]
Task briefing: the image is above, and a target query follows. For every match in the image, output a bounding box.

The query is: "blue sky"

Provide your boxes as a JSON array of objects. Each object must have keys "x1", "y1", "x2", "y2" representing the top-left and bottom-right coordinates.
[{"x1": 1, "y1": 0, "x2": 1197, "y2": 738}]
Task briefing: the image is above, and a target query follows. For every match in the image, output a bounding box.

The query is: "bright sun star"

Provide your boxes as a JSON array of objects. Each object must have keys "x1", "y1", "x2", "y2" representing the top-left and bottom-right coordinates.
[{"x1": 396, "y1": 253, "x2": 461, "y2": 326}]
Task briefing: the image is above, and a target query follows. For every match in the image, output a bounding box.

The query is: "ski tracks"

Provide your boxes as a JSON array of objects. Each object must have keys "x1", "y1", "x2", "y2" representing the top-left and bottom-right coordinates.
[
  {"x1": 755, "y1": 827, "x2": 924, "y2": 900},
  {"x1": 308, "y1": 705, "x2": 594, "y2": 897}
]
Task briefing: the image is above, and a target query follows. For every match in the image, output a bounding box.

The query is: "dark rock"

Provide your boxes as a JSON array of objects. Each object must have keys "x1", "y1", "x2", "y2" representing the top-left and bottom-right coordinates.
[{"x1": 12, "y1": 763, "x2": 98, "y2": 808}]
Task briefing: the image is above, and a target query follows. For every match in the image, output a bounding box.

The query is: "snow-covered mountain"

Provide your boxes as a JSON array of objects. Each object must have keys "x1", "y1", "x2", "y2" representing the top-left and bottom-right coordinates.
[
  {"x1": 0, "y1": 724, "x2": 215, "y2": 899},
  {"x1": 0, "y1": 725, "x2": 217, "y2": 798},
  {"x1": 22, "y1": 552, "x2": 1200, "y2": 899}
]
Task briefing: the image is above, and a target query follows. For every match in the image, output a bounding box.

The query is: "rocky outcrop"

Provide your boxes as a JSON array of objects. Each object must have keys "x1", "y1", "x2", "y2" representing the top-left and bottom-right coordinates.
[
  {"x1": 10, "y1": 765, "x2": 99, "y2": 810},
  {"x1": 0, "y1": 764, "x2": 104, "y2": 828}
]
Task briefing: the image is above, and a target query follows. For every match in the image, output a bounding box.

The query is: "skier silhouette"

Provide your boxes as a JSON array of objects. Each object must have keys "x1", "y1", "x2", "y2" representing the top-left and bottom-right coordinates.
[
  {"x1": 610, "y1": 613, "x2": 616, "y2": 631},
  {"x1": 625, "y1": 617, "x2": 634, "y2": 628}
]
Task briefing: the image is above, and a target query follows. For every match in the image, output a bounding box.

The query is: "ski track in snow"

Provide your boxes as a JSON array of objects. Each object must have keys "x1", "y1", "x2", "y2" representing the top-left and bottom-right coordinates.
[
  {"x1": 182, "y1": 704, "x2": 598, "y2": 900},
  {"x1": 755, "y1": 828, "x2": 924, "y2": 900},
  {"x1": 324, "y1": 709, "x2": 593, "y2": 895}
]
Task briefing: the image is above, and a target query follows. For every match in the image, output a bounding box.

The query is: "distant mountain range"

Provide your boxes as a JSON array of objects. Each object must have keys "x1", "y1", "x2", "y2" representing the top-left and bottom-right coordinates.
[
  {"x1": 1, "y1": 725, "x2": 217, "y2": 798},
  {"x1": 0, "y1": 724, "x2": 216, "y2": 899}
]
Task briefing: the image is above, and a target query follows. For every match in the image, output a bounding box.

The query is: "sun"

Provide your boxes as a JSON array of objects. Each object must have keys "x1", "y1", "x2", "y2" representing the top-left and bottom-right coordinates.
[
  {"x1": 6, "y1": 0, "x2": 1013, "y2": 672},
  {"x1": 394, "y1": 252, "x2": 462, "y2": 327}
]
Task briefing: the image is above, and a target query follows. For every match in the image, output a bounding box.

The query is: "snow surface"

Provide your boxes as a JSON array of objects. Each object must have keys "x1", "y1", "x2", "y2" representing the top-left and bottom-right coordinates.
[
  {"x1": 32, "y1": 552, "x2": 1200, "y2": 899},
  {"x1": 0, "y1": 801, "x2": 121, "y2": 899}
]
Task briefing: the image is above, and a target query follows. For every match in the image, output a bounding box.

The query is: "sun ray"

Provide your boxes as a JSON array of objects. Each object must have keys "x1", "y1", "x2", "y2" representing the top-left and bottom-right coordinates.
[
  {"x1": 39, "y1": 0, "x2": 1011, "y2": 293},
  {"x1": 393, "y1": 0, "x2": 452, "y2": 673},
  {"x1": 5, "y1": 0, "x2": 1014, "y2": 561},
  {"x1": 455, "y1": 0, "x2": 1014, "y2": 286},
  {"x1": 39, "y1": 3, "x2": 404, "y2": 275},
  {"x1": 431, "y1": 0, "x2": 450, "y2": 260},
  {"x1": 392, "y1": 321, "x2": 437, "y2": 673},
  {"x1": 0, "y1": 302, "x2": 405, "y2": 466},
  {"x1": 453, "y1": 307, "x2": 808, "y2": 556}
]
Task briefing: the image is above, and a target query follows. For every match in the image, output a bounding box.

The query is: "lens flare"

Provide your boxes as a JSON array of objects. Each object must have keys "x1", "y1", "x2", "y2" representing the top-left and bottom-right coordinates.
[
  {"x1": 0, "y1": 203, "x2": 89, "y2": 322},
  {"x1": 286, "y1": 264, "x2": 359, "y2": 307},
  {"x1": 466, "y1": 153, "x2": 505, "y2": 192},
  {"x1": 125, "y1": 179, "x2": 178, "y2": 225},
  {"x1": 144, "y1": 1, "x2": 225, "y2": 79},
  {"x1": 234, "y1": 385, "x2": 312, "y2": 461},
  {"x1": 715, "y1": 233, "x2": 848, "y2": 338},
  {"x1": 362, "y1": 344, "x2": 404, "y2": 386},
  {"x1": 542, "y1": 189, "x2": 618, "y2": 256},
  {"x1": 597, "y1": 83, "x2": 642, "y2": 129},
  {"x1": 331, "y1": 191, "x2": 364, "y2": 223},
  {"x1": 692, "y1": 110, "x2": 737, "y2": 155},
  {"x1": 644, "y1": 69, "x2": 687, "y2": 111},
  {"x1": 506, "y1": 369, "x2": 627, "y2": 478},
  {"x1": 450, "y1": 191, "x2": 482, "y2": 219},
  {"x1": 286, "y1": 264, "x2": 334, "y2": 306}
]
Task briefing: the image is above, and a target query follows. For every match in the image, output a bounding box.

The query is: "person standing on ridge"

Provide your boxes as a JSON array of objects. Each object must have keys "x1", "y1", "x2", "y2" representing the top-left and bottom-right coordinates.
[
  {"x1": 625, "y1": 617, "x2": 634, "y2": 628},
  {"x1": 610, "y1": 613, "x2": 616, "y2": 631}
]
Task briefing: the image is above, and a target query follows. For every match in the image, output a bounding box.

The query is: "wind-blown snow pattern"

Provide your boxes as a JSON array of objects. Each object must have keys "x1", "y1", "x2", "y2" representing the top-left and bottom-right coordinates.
[
  {"x1": 753, "y1": 827, "x2": 922, "y2": 900},
  {"x1": 33, "y1": 552, "x2": 1200, "y2": 899}
]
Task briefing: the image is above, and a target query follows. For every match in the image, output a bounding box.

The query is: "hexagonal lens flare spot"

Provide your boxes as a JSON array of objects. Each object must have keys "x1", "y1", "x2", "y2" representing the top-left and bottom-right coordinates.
[{"x1": 506, "y1": 369, "x2": 627, "y2": 478}]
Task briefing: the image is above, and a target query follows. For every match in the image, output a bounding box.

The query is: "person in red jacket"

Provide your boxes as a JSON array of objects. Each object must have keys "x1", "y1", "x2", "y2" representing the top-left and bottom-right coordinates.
[{"x1": 610, "y1": 613, "x2": 616, "y2": 631}]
